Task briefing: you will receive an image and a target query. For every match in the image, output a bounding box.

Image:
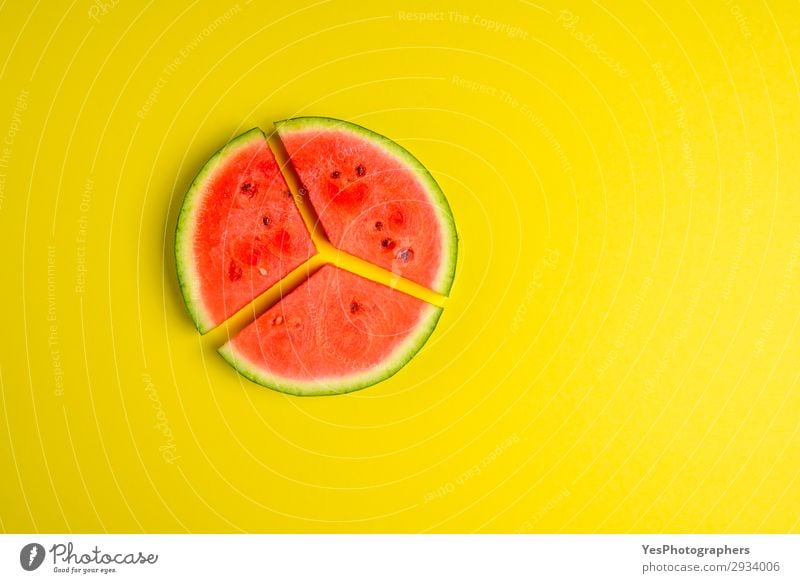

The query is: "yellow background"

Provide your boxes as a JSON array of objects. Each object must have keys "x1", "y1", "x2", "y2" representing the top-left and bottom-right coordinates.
[{"x1": 1, "y1": 0, "x2": 799, "y2": 533}]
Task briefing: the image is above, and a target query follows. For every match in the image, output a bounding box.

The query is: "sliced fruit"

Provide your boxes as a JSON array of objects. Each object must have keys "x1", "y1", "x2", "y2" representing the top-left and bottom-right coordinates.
[
  {"x1": 219, "y1": 265, "x2": 442, "y2": 396},
  {"x1": 275, "y1": 116, "x2": 458, "y2": 295},
  {"x1": 175, "y1": 128, "x2": 316, "y2": 332}
]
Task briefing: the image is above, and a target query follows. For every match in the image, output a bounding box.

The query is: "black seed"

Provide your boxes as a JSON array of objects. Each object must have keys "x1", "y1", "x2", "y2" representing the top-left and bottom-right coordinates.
[
  {"x1": 331, "y1": 170, "x2": 341, "y2": 179},
  {"x1": 381, "y1": 238, "x2": 395, "y2": 250},
  {"x1": 374, "y1": 221, "x2": 383, "y2": 231},
  {"x1": 240, "y1": 182, "x2": 255, "y2": 197},
  {"x1": 350, "y1": 301, "x2": 360, "y2": 314},
  {"x1": 262, "y1": 215, "x2": 271, "y2": 226},
  {"x1": 356, "y1": 164, "x2": 366, "y2": 177}
]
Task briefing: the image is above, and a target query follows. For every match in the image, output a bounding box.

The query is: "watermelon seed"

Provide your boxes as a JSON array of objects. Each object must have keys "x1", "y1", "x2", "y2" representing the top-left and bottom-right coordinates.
[
  {"x1": 228, "y1": 260, "x2": 243, "y2": 281},
  {"x1": 374, "y1": 221, "x2": 383, "y2": 231},
  {"x1": 331, "y1": 170, "x2": 341, "y2": 179},
  {"x1": 240, "y1": 182, "x2": 256, "y2": 198},
  {"x1": 380, "y1": 238, "x2": 395, "y2": 250},
  {"x1": 258, "y1": 267, "x2": 268, "y2": 276},
  {"x1": 298, "y1": 186, "x2": 308, "y2": 197},
  {"x1": 284, "y1": 189, "x2": 293, "y2": 198},
  {"x1": 262, "y1": 215, "x2": 271, "y2": 226},
  {"x1": 272, "y1": 315, "x2": 283, "y2": 326},
  {"x1": 396, "y1": 248, "x2": 414, "y2": 263},
  {"x1": 356, "y1": 164, "x2": 366, "y2": 177},
  {"x1": 350, "y1": 301, "x2": 361, "y2": 314}
]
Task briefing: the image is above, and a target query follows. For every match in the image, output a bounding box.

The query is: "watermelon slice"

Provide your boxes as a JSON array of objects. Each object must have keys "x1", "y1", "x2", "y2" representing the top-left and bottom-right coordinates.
[
  {"x1": 219, "y1": 265, "x2": 442, "y2": 395},
  {"x1": 175, "y1": 128, "x2": 316, "y2": 332},
  {"x1": 175, "y1": 118, "x2": 457, "y2": 395},
  {"x1": 275, "y1": 117, "x2": 457, "y2": 295}
]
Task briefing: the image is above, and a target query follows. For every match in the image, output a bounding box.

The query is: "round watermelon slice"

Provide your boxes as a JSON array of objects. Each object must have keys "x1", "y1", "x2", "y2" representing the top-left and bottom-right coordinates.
[
  {"x1": 275, "y1": 117, "x2": 457, "y2": 295},
  {"x1": 175, "y1": 118, "x2": 457, "y2": 395},
  {"x1": 175, "y1": 128, "x2": 316, "y2": 333},
  {"x1": 219, "y1": 265, "x2": 442, "y2": 395}
]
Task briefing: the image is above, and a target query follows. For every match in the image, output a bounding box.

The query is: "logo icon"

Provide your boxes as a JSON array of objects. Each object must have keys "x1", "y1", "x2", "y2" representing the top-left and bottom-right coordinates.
[{"x1": 19, "y1": 543, "x2": 45, "y2": 571}]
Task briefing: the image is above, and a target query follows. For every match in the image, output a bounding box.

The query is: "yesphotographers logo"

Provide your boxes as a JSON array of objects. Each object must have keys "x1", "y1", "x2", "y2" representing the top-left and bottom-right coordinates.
[{"x1": 20, "y1": 543, "x2": 46, "y2": 571}]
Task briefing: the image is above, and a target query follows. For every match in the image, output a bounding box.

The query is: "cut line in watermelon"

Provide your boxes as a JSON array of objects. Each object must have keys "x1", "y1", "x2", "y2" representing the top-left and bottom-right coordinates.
[
  {"x1": 219, "y1": 264, "x2": 443, "y2": 396},
  {"x1": 275, "y1": 117, "x2": 458, "y2": 296},
  {"x1": 174, "y1": 118, "x2": 458, "y2": 395}
]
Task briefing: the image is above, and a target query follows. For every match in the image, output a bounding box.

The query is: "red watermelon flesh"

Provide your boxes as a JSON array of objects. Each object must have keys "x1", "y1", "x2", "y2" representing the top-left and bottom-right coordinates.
[
  {"x1": 276, "y1": 118, "x2": 457, "y2": 296},
  {"x1": 219, "y1": 265, "x2": 442, "y2": 396},
  {"x1": 175, "y1": 129, "x2": 316, "y2": 332}
]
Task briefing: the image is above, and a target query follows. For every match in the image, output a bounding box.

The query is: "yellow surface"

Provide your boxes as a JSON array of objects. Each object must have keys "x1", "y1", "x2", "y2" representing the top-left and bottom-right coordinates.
[{"x1": 1, "y1": 0, "x2": 799, "y2": 533}]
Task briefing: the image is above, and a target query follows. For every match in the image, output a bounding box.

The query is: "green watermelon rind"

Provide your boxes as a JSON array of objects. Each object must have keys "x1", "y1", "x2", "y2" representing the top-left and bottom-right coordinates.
[
  {"x1": 217, "y1": 301, "x2": 443, "y2": 396},
  {"x1": 174, "y1": 128, "x2": 265, "y2": 334},
  {"x1": 274, "y1": 116, "x2": 458, "y2": 297}
]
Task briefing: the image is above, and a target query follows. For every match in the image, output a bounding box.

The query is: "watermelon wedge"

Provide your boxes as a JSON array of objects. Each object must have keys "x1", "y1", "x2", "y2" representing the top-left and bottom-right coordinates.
[
  {"x1": 275, "y1": 117, "x2": 457, "y2": 295},
  {"x1": 175, "y1": 118, "x2": 457, "y2": 395},
  {"x1": 175, "y1": 128, "x2": 316, "y2": 332},
  {"x1": 219, "y1": 265, "x2": 442, "y2": 395}
]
